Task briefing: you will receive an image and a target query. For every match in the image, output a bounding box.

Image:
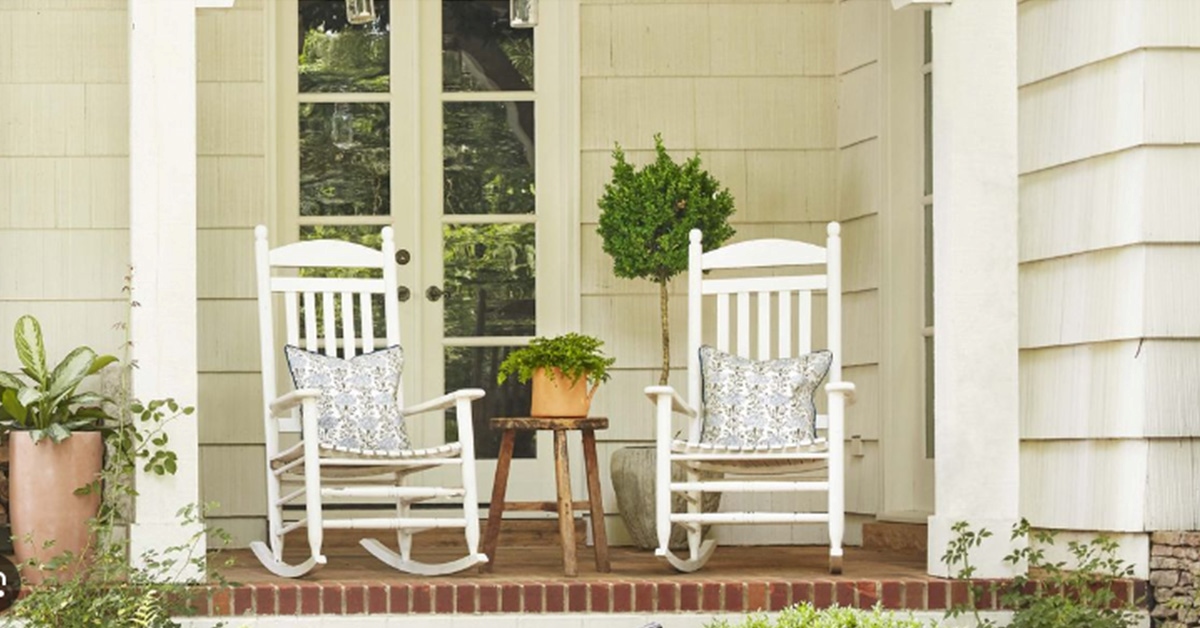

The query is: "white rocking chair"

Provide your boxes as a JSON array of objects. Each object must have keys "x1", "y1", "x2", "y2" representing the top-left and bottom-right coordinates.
[
  {"x1": 647, "y1": 223, "x2": 856, "y2": 574},
  {"x1": 250, "y1": 225, "x2": 488, "y2": 578}
]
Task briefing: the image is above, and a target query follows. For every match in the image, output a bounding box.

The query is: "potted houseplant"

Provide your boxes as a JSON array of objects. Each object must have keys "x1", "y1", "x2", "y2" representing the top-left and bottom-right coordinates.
[
  {"x1": 597, "y1": 133, "x2": 736, "y2": 385},
  {"x1": 0, "y1": 315, "x2": 117, "y2": 583},
  {"x1": 497, "y1": 333, "x2": 615, "y2": 417},
  {"x1": 597, "y1": 135, "x2": 735, "y2": 549}
]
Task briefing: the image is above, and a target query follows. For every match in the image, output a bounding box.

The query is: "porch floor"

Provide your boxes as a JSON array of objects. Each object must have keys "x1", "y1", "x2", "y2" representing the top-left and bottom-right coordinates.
[{"x1": 196, "y1": 529, "x2": 1140, "y2": 618}]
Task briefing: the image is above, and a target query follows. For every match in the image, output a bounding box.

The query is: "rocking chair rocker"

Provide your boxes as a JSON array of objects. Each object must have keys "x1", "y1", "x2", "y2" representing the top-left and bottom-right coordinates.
[
  {"x1": 647, "y1": 224, "x2": 855, "y2": 573},
  {"x1": 250, "y1": 225, "x2": 488, "y2": 577}
]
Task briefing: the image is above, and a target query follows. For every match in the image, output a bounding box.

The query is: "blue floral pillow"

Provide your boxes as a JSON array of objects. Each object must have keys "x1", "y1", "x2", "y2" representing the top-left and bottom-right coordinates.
[
  {"x1": 283, "y1": 345, "x2": 411, "y2": 453},
  {"x1": 698, "y1": 346, "x2": 832, "y2": 447}
]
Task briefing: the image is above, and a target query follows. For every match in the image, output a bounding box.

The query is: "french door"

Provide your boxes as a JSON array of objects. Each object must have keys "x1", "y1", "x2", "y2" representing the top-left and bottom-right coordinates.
[{"x1": 280, "y1": 0, "x2": 577, "y2": 504}]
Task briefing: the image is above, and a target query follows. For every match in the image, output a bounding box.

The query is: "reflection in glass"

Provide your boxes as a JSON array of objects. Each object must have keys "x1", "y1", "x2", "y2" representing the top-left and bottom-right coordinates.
[
  {"x1": 297, "y1": 226, "x2": 388, "y2": 343},
  {"x1": 445, "y1": 346, "x2": 535, "y2": 459},
  {"x1": 331, "y1": 103, "x2": 355, "y2": 149},
  {"x1": 299, "y1": 0, "x2": 389, "y2": 93},
  {"x1": 300, "y1": 103, "x2": 389, "y2": 216},
  {"x1": 444, "y1": 102, "x2": 535, "y2": 215},
  {"x1": 509, "y1": 0, "x2": 537, "y2": 28},
  {"x1": 443, "y1": 223, "x2": 535, "y2": 338},
  {"x1": 443, "y1": 0, "x2": 534, "y2": 92},
  {"x1": 345, "y1": 0, "x2": 376, "y2": 25}
]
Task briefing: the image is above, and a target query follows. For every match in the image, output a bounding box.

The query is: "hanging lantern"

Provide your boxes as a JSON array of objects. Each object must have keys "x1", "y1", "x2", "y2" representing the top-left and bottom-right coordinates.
[
  {"x1": 345, "y1": 0, "x2": 376, "y2": 25},
  {"x1": 510, "y1": 0, "x2": 537, "y2": 28},
  {"x1": 331, "y1": 103, "x2": 355, "y2": 150}
]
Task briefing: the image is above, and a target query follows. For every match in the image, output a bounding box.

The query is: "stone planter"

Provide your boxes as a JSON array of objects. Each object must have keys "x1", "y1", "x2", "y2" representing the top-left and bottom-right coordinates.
[
  {"x1": 610, "y1": 445, "x2": 721, "y2": 550},
  {"x1": 10, "y1": 431, "x2": 103, "y2": 584}
]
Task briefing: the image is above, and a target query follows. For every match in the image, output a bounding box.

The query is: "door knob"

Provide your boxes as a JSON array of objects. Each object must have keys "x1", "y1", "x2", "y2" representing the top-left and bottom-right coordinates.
[
  {"x1": 425, "y1": 286, "x2": 447, "y2": 302},
  {"x1": 396, "y1": 286, "x2": 411, "y2": 302},
  {"x1": 394, "y1": 249, "x2": 411, "y2": 265}
]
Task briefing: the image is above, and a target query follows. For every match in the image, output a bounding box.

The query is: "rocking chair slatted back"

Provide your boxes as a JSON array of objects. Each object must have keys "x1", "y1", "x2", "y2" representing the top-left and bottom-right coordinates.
[
  {"x1": 254, "y1": 225, "x2": 404, "y2": 436},
  {"x1": 684, "y1": 226, "x2": 844, "y2": 443}
]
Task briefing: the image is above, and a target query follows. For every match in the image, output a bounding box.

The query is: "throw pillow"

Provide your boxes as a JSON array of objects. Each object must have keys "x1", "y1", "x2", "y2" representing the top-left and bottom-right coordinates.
[
  {"x1": 283, "y1": 345, "x2": 411, "y2": 453},
  {"x1": 698, "y1": 346, "x2": 832, "y2": 447}
]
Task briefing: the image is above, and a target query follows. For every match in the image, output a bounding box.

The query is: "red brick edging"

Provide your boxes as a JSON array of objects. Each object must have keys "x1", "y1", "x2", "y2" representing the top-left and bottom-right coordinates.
[{"x1": 179, "y1": 578, "x2": 1147, "y2": 617}]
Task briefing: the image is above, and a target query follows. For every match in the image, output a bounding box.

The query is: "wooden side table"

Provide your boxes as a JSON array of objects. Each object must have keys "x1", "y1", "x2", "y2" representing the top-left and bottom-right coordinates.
[{"x1": 480, "y1": 417, "x2": 611, "y2": 576}]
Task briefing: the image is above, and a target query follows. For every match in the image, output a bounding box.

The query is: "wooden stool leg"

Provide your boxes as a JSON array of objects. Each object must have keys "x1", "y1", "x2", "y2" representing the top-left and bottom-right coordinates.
[
  {"x1": 581, "y1": 429, "x2": 611, "y2": 572},
  {"x1": 480, "y1": 428, "x2": 516, "y2": 573},
  {"x1": 553, "y1": 429, "x2": 578, "y2": 576}
]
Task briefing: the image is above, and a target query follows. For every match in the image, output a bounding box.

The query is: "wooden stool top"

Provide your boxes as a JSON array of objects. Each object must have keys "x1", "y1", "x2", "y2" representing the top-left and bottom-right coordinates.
[{"x1": 491, "y1": 417, "x2": 608, "y2": 431}]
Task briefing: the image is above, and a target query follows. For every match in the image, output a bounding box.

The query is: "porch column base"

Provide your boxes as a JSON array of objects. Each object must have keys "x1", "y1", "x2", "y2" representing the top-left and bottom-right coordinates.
[
  {"x1": 927, "y1": 515, "x2": 1025, "y2": 578},
  {"x1": 129, "y1": 521, "x2": 206, "y2": 581}
]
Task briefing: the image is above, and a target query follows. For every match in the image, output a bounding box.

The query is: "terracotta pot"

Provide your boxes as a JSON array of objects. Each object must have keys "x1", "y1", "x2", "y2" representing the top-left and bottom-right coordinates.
[
  {"x1": 9, "y1": 431, "x2": 103, "y2": 584},
  {"x1": 530, "y1": 367, "x2": 598, "y2": 417}
]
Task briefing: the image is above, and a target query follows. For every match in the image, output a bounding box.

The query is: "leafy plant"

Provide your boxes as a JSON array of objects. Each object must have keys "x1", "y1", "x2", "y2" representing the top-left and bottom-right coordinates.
[
  {"x1": 705, "y1": 603, "x2": 923, "y2": 628},
  {"x1": 597, "y1": 133, "x2": 736, "y2": 385},
  {"x1": 0, "y1": 315, "x2": 118, "y2": 443},
  {"x1": 496, "y1": 333, "x2": 616, "y2": 387},
  {"x1": 942, "y1": 519, "x2": 1139, "y2": 628},
  {"x1": 5, "y1": 273, "x2": 231, "y2": 627}
]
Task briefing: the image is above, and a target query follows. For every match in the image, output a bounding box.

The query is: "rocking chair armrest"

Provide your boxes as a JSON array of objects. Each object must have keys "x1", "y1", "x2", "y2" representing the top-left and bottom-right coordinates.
[
  {"x1": 825, "y1": 381, "x2": 857, "y2": 406},
  {"x1": 644, "y1": 385, "x2": 698, "y2": 418},
  {"x1": 269, "y1": 389, "x2": 323, "y2": 417},
  {"x1": 402, "y1": 388, "x2": 486, "y2": 417}
]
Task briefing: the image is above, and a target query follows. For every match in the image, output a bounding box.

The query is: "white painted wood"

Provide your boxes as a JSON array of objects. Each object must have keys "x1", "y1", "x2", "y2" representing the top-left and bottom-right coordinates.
[
  {"x1": 926, "y1": 0, "x2": 1022, "y2": 579},
  {"x1": 892, "y1": 0, "x2": 951, "y2": 10},
  {"x1": 798, "y1": 291, "x2": 813, "y2": 356},
  {"x1": 252, "y1": 225, "x2": 486, "y2": 577},
  {"x1": 1019, "y1": 147, "x2": 1200, "y2": 262},
  {"x1": 649, "y1": 225, "x2": 853, "y2": 573},
  {"x1": 736, "y1": 292, "x2": 750, "y2": 358},
  {"x1": 128, "y1": 0, "x2": 204, "y2": 578},
  {"x1": 701, "y1": 275, "x2": 828, "y2": 295},
  {"x1": 702, "y1": 238, "x2": 827, "y2": 269},
  {"x1": 1020, "y1": 440, "x2": 1148, "y2": 532}
]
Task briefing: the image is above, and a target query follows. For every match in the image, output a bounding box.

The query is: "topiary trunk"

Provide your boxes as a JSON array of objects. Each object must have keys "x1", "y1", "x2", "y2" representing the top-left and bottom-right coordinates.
[{"x1": 659, "y1": 281, "x2": 670, "y2": 386}]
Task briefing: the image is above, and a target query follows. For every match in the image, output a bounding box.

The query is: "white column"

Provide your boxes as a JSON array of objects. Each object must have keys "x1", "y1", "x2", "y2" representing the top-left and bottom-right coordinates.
[
  {"x1": 128, "y1": 0, "x2": 204, "y2": 577},
  {"x1": 925, "y1": 0, "x2": 1023, "y2": 578}
]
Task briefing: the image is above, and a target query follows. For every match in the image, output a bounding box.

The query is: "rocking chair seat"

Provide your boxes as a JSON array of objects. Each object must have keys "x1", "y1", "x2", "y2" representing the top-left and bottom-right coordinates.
[
  {"x1": 270, "y1": 441, "x2": 463, "y2": 477},
  {"x1": 670, "y1": 438, "x2": 828, "y2": 474}
]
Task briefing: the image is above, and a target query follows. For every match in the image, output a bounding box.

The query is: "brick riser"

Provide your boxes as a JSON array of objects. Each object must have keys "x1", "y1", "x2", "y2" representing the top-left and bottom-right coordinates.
[{"x1": 144, "y1": 578, "x2": 1145, "y2": 617}]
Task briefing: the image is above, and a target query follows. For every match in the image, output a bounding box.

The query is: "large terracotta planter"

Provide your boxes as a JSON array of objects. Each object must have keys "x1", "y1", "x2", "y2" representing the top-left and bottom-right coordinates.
[
  {"x1": 610, "y1": 445, "x2": 721, "y2": 550},
  {"x1": 9, "y1": 431, "x2": 103, "y2": 584},
  {"x1": 530, "y1": 367, "x2": 598, "y2": 417}
]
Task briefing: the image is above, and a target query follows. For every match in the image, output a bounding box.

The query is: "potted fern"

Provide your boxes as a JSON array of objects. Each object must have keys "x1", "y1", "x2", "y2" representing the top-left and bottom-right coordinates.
[{"x1": 497, "y1": 333, "x2": 615, "y2": 418}]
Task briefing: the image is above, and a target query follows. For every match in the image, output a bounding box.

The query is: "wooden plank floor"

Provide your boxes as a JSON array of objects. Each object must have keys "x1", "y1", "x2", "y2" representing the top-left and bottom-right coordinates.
[{"x1": 220, "y1": 526, "x2": 927, "y2": 584}]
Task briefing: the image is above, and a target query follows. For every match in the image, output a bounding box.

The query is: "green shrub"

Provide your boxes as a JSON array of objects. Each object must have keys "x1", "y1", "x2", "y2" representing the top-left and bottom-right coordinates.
[
  {"x1": 942, "y1": 519, "x2": 1140, "y2": 628},
  {"x1": 705, "y1": 603, "x2": 924, "y2": 628}
]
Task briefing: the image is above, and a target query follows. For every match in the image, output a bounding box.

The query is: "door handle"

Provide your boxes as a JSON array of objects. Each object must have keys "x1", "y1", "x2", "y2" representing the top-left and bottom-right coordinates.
[
  {"x1": 394, "y1": 249, "x2": 411, "y2": 265},
  {"x1": 396, "y1": 286, "x2": 411, "y2": 302},
  {"x1": 425, "y1": 286, "x2": 447, "y2": 302}
]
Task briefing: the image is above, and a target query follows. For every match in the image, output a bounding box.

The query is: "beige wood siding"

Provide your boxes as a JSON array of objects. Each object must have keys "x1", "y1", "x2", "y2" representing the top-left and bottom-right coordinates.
[
  {"x1": 195, "y1": 0, "x2": 272, "y2": 543},
  {"x1": 0, "y1": 3, "x2": 130, "y2": 366},
  {"x1": 1018, "y1": 0, "x2": 1200, "y2": 531}
]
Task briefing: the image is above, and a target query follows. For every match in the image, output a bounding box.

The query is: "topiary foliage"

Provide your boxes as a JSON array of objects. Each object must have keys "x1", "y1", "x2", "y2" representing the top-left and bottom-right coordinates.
[{"x1": 597, "y1": 134, "x2": 735, "y2": 385}]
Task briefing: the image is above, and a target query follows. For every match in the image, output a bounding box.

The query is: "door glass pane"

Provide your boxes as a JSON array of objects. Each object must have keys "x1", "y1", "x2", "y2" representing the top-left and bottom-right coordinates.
[
  {"x1": 443, "y1": 223, "x2": 535, "y2": 337},
  {"x1": 299, "y1": 0, "x2": 390, "y2": 93},
  {"x1": 445, "y1": 346, "x2": 535, "y2": 459},
  {"x1": 444, "y1": 101, "x2": 535, "y2": 215},
  {"x1": 442, "y1": 0, "x2": 534, "y2": 92},
  {"x1": 300, "y1": 103, "x2": 390, "y2": 216}
]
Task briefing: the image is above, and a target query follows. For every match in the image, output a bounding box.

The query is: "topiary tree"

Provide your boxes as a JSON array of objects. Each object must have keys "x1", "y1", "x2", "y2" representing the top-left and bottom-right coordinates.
[{"x1": 597, "y1": 134, "x2": 736, "y2": 385}]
